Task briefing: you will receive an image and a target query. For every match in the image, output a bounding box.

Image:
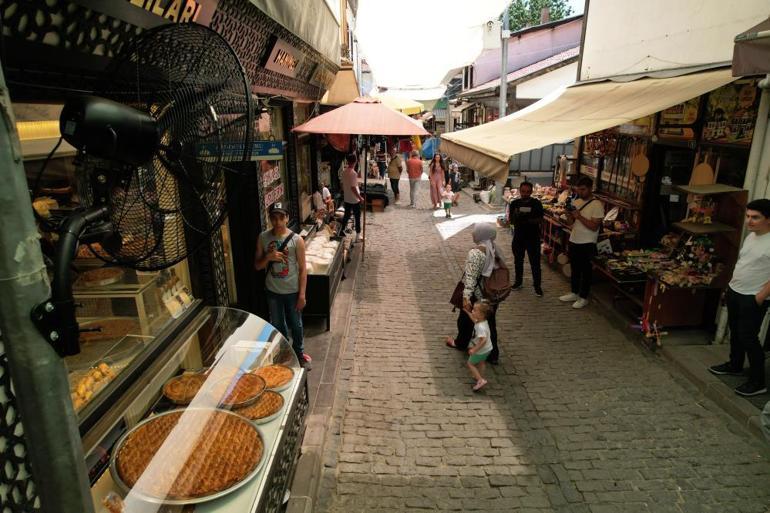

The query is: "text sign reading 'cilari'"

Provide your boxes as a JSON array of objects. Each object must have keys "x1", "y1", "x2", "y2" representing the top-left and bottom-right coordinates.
[{"x1": 126, "y1": 0, "x2": 219, "y2": 26}]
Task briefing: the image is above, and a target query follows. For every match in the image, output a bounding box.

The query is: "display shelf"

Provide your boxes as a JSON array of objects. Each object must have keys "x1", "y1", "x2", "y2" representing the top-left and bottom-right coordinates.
[
  {"x1": 672, "y1": 221, "x2": 736, "y2": 234},
  {"x1": 673, "y1": 184, "x2": 744, "y2": 195},
  {"x1": 305, "y1": 235, "x2": 345, "y2": 330}
]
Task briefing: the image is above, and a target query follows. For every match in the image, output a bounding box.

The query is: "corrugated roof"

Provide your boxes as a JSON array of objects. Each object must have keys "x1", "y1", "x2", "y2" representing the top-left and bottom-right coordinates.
[{"x1": 460, "y1": 46, "x2": 580, "y2": 98}]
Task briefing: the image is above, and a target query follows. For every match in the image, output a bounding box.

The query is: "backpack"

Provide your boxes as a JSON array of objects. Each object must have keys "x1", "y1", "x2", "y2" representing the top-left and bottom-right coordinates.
[{"x1": 480, "y1": 256, "x2": 512, "y2": 304}]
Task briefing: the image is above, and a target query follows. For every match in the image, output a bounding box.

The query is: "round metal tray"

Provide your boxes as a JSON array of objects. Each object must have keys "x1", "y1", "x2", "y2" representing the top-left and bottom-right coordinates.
[
  {"x1": 252, "y1": 364, "x2": 295, "y2": 392},
  {"x1": 210, "y1": 373, "x2": 266, "y2": 410},
  {"x1": 110, "y1": 408, "x2": 266, "y2": 506}
]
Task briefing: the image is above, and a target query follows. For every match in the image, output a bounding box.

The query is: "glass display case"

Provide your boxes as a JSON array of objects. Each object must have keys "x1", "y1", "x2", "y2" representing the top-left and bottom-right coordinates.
[
  {"x1": 80, "y1": 307, "x2": 308, "y2": 512},
  {"x1": 304, "y1": 228, "x2": 345, "y2": 330}
]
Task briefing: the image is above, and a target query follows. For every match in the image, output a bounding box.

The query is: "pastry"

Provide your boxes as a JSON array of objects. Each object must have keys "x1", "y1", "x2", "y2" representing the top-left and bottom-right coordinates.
[
  {"x1": 252, "y1": 364, "x2": 293, "y2": 389},
  {"x1": 70, "y1": 362, "x2": 116, "y2": 411},
  {"x1": 115, "y1": 410, "x2": 263, "y2": 500},
  {"x1": 79, "y1": 318, "x2": 140, "y2": 343},
  {"x1": 163, "y1": 373, "x2": 206, "y2": 405},
  {"x1": 75, "y1": 267, "x2": 125, "y2": 287},
  {"x1": 211, "y1": 373, "x2": 266, "y2": 408},
  {"x1": 235, "y1": 390, "x2": 284, "y2": 421}
]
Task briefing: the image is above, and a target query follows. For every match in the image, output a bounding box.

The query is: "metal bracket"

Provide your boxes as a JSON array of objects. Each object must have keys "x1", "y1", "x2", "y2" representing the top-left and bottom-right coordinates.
[{"x1": 30, "y1": 300, "x2": 67, "y2": 355}]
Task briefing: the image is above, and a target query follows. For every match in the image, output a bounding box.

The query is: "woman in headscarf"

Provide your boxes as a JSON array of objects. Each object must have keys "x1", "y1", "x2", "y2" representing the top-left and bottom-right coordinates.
[
  {"x1": 428, "y1": 153, "x2": 446, "y2": 209},
  {"x1": 446, "y1": 223, "x2": 500, "y2": 364}
]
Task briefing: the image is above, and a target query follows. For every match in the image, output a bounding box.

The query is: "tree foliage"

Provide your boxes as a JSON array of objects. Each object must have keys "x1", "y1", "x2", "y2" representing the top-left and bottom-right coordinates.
[{"x1": 503, "y1": 0, "x2": 574, "y2": 32}]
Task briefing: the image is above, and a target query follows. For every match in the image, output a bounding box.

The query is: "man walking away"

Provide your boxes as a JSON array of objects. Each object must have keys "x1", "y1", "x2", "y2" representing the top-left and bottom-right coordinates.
[
  {"x1": 509, "y1": 181, "x2": 544, "y2": 296},
  {"x1": 339, "y1": 153, "x2": 364, "y2": 242},
  {"x1": 406, "y1": 150, "x2": 423, "y2": 208},
  {"x1": 559, "y1": 176, "x2": 604, "y2": 309},
  {"x1": 387, "y1": 147, "x2": 403, "y2": 203},
  {"x1": 709, "y1": 199, "x2": 770, "y2": 397}
]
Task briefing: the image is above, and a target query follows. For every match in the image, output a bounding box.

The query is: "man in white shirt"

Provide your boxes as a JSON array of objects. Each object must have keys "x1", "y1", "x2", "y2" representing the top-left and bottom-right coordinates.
[
  {"x1": 559, "y1": 176, "x2": 604, "y2": 309},
  {"x1": 339, "y1": 153, "x2": 364, "y2": 242},
  {"x1": 709, "y1": 199, "x2": 770, "y2": 396}
]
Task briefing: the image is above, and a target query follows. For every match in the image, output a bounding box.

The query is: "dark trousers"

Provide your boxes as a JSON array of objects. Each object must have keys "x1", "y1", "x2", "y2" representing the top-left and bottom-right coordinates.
[
  {"x1": 390, "y1": 178, "x2": 400, "y2": 198},
  {"x1": 340, "y1": 202, "x2": 361, "y2": 235},
  {"x1": 727, "y1": 287, "x2": 769, "y2": 386},
  {"x1": 454, "y1": 302, "x2": 499, "y2": 362},
  {"x1": 569, "y1": 242, "x2": 596, "y2": 298},
  {"x1": 512, "y1": 235, "x2": 541, "y2": 288}
]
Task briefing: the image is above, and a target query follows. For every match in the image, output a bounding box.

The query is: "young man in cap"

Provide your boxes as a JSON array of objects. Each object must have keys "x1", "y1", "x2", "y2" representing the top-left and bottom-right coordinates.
[
  {"x1": 709, "y1": 199, "x2": 770, "y2": 396},
  {"x1": 255, "y1": 202, "x2": 311, "y2": 369}
]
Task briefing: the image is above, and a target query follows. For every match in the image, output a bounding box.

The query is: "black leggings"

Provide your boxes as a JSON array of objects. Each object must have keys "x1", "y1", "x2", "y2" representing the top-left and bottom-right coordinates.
[
  {"x1": 454, "y1": 302, "x2": 499, "y2": 362},
  {"x1": 340, "y1": 201, "x2": 361, "y2": 235},
  {"x1": 390, "y1": 178, "x2": 400, "y2": 197},
  {"x1": 569, "y1": 242, "x2": 596, "y2": 298}
]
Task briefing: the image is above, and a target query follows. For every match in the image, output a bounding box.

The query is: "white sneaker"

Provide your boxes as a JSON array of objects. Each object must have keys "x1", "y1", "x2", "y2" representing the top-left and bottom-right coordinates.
[
  {"x1": 559, "y1": 293, "x2": 579, "y2": 302},
  {"x1": 572, "y1": 298, "x2": 589, "y2": 309}
]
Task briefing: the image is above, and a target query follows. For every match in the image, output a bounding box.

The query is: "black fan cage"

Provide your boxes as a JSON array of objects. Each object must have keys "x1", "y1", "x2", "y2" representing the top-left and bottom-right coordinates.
[{"x1": 79, "y1": 23, "x2": 253, "y2": 271}]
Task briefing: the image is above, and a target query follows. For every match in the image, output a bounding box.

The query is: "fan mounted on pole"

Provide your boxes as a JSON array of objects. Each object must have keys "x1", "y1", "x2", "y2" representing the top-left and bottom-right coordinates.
[{"x1": 32, "y1": 23, "x2": 254, "y2": 357}]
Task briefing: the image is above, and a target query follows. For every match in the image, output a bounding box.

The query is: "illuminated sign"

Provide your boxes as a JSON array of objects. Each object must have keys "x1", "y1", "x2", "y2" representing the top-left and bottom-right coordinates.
[
  {"x1": 264, "y1": 38, "x2": 302, "y2": 78},
  {"x1": 126, "y1": 0, "x2": 219, "y2": 26}
]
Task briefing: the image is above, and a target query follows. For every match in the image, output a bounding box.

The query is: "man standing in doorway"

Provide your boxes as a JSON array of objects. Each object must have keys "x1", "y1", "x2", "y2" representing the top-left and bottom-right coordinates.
[
  {"x1": 709, "y1": 199, "x2": 770, "y2": 397},
  {"x1": 509, "y1": 181, "x2": 544, "y2": 296},
  {"x1": 559, "y1": 176, "x2": 604, "y2": 309},
  {"x1": 339, "y1": 153, "x2": 364, "y2": 242},
  {"x1": 387, "y1": 147, "x2": 404, "y2": 204},
  {"x1": 406, "y1": 150, "x2": 423, "y2": 208}
]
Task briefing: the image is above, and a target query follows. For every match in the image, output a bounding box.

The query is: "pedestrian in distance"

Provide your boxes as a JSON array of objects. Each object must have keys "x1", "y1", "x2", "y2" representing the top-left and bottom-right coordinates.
[
  {"x1": 509, "y1": 181, "x2": 544, "y2": 296},
  {"x1": 441, "y1": 183, "x2": 454, "y2": 218},
  {"x1": 339, "y1": 153, "x2": 364, "y2": 242},
  {"x1": 559, "y1": 176, "x2": 604, "y2": 309},
  {"x1": 406, "y1": 150, "x2": 423, "y2": 208},
  {"x1": 428, "y1": 153, "x2": 446, "y2": 209},
  {"x1": 255, "y1": 202, "x2": 311, "y2": 370},
  {"x1": 387, "y1": 146, "x2": 403, "y2": 204},
  {"x1": 446, "y1": 223, "x2": 500, "y2": 364},
  {"x1": 464, "y1": 301, "x2": 493, "y2": 391},
  {"x1": 709, "y1": 199, "x2": 770, "y2": 397}
]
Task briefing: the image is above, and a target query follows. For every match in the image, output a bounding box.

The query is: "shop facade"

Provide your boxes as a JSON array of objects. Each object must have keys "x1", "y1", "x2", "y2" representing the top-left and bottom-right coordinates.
[{"x1": 0, "y1": 0, "x2": 339, "y2": 511}]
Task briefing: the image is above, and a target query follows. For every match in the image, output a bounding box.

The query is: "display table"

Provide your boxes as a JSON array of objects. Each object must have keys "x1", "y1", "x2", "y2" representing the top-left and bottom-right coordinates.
[{"x1": 305, "y1": 235, "x2": 345, "y2": 330}]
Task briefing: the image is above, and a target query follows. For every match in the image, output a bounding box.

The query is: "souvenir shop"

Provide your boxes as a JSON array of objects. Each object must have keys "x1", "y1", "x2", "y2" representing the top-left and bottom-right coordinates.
[{"x1": 525, "y1": 77, "x2": 760, "y2": 340}]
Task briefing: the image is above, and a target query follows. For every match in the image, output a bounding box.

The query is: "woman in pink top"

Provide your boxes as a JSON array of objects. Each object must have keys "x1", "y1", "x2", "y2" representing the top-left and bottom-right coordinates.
[{"x1": 428, "y1": 153, "x2": 446, "y2": 209}]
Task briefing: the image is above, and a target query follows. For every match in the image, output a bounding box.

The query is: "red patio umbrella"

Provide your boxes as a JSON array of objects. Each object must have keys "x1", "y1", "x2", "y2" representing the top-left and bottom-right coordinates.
[{"x1": 293, "y1": 97, "x2": 428, "y2": 258}]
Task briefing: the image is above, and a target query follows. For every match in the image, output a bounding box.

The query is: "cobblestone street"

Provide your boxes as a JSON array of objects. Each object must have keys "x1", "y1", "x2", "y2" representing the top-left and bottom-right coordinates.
[{"x1": 316, "y1": 179, "x2": 770, "y2": 513}]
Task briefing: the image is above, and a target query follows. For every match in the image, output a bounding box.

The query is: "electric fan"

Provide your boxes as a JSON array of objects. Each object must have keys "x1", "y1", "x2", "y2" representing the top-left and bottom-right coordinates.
[{"x1": 32, "y1": 23, "x2": 254, "y2": 356}]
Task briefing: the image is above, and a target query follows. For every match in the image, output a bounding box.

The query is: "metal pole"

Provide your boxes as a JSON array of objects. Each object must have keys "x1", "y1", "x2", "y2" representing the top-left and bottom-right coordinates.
[
  {"x1": 495, "y1": 6, "x2": 511, "y2": 205},
  {"x1": 0, "y1": 66, "x2": 94, "y2": 511},
  {"x1": 499, "y1": 8, "x2": 510, "y2": 117},
  {"x1": 362, "y1": 136, "x2": 367, "y2": 260}
]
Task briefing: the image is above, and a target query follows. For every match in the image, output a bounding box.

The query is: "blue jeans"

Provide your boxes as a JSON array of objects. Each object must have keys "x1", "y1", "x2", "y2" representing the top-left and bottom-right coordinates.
[{"x1": 266, "y1": 290, "x2": 304, "y2": 357}]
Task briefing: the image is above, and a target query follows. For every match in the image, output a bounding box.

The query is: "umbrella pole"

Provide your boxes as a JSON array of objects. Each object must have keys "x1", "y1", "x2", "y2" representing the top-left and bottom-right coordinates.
[{"x1": 362, "y1": 135, "x2": 367, "y2": 260}]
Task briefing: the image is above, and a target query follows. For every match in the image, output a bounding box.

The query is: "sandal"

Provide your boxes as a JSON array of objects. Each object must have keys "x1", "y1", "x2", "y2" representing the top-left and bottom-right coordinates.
[{"x1": 445, "y1": 337, "x2": 457, "y2": 348}]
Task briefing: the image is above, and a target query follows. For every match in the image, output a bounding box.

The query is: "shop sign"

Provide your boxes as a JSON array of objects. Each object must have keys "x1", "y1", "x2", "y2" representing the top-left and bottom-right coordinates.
[
  {"x1": 263, "y1": 183, "x2": 285, "y2": 209},
  {"x1": 261, "y1": 165, "x2": 281, "y2": 188},
  {"x1": 657, "y1": 98, "x2": 700, "y2": 140},
  {"x1": 310, "y1": 64, "x2": 336, "y2": 89},
  {"x1": 196, "y1": 140, "x2": 284, "y2": 161},
  {"x1": 702, "y1": 79, "x2": 760, "y2": 145},
  {"x1": 126, "y1": 0, "x2": 219, "y2": 26},
  {"x1": 264, "y1": 38, "x2": 302, "y2": 78}
]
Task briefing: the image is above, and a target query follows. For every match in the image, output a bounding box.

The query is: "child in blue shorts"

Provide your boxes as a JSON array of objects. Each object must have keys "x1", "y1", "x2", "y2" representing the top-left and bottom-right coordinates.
[{"x1": 466, "y1": 302, "x2": 492, "y2": 391}]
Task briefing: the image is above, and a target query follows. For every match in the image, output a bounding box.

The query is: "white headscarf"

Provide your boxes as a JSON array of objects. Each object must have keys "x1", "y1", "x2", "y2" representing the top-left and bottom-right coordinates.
[{"x1": 472, "y1": 223, "x2": 500, "y2": 277}]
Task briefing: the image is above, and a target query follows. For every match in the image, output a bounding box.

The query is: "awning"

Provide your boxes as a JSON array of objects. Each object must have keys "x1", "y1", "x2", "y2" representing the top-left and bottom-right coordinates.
[
  {"x1": 441, "y1": 68, "x2": 735, "y2": 182},
  {"x1": 321, "y1": 66, "x2": 360, "y2": 106},
  {"x1": 733, "y1": 17, "x2": 770, "y2": 76},
  {"x1": 375, "y1": 95, "x2": 424, "y2": 115}
]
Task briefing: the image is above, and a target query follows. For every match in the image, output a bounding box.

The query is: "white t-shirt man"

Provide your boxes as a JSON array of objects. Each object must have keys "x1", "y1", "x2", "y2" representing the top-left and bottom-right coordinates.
[
  {"x1": 569, "y1": 197, "x2": 605, "y2": 244},
  {"x1": 729, "y1": 232, "x2": 770, "y2": 295},
  {"x1": 342, "y1": 166, "x2": 360, "y2": 205}
]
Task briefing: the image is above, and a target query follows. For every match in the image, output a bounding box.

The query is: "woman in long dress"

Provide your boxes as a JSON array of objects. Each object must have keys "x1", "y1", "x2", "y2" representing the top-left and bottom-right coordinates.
[{"x1": 428, "y1": 153, "x2": 446, "y2": 209}]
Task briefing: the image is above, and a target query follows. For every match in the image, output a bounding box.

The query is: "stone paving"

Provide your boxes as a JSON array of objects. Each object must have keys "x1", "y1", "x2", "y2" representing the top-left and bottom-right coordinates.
[{"x1": 317, "y1": 178, "x2": 770, "y2": 513}]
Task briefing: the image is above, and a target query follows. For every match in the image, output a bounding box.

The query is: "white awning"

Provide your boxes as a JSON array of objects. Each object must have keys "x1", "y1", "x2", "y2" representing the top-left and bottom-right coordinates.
[{"x1": 441, "y1": 68, "x2": 735, "y2": 182}]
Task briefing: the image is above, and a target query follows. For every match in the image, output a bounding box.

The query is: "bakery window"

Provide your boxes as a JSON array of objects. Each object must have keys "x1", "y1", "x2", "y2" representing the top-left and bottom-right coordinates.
[{"x1": 84, "y1": 307, "x2": 307, "y2": 511}]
